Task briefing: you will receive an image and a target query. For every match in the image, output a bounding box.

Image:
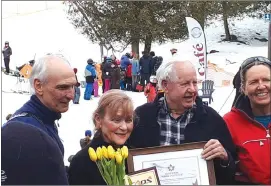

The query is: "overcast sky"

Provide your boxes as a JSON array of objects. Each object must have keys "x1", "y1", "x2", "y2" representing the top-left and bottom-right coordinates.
[{"x1": 2, "y1": 1, "x2": 63, "y2": 19}]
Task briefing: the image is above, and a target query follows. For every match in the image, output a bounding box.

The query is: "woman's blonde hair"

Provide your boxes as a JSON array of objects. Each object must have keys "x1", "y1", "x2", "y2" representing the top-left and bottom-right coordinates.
[{"x1": 92, "y1": 89, "x2": 134, "y2": 131}]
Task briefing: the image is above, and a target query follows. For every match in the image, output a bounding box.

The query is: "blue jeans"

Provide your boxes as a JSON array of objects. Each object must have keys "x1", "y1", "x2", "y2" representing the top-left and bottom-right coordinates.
[
  {"x1": 84, "y1": 83, "x2": 93, "y2": 100},
  {"x1": 120, "y1": 80, "x2": 125, "y2": 90},
  {"x1": 73, "y1": 86, "x2": 80, "y2": 103}
]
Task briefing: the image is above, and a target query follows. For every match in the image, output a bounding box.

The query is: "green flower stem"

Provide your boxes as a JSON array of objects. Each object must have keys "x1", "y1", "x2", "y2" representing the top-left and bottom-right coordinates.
[{"x1": 101, "y1": 158, "x2": 112, "y2": 185}]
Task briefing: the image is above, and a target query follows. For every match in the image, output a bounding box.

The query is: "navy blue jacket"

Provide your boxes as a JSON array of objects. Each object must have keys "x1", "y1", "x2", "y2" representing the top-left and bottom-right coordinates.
[
  {"x1": 128, "y1": 93, "x2": 236, "y2": 185},
  {"x1": 6, "y1": 95, "x2": 64, "y2": 156}
]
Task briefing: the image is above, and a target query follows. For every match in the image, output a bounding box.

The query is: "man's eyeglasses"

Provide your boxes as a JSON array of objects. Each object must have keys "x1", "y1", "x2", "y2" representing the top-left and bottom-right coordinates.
[{"x1": 241, "y1": 56, "x2": 271, "y2": 70}]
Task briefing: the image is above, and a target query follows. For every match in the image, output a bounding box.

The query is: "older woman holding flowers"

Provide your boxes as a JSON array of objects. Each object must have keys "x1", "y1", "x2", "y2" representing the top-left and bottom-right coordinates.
[{"x1": 68, "y1": 90, "x2": 134, "y2": 185}]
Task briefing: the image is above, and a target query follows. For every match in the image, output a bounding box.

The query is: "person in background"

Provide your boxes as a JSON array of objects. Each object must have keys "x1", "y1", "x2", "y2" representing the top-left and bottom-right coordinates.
[
  {"x1": 2, "y1": 121, "x2": 68, "y2": 185},
  {"x1": 126, "y1": 64, "x2": 132, "y2": 91},
  {"x1": 103, "y1": 57, "x2": 113, "y2": 92},
  {"x1": 120, "y1": 67, "x2": 126, "y2": 90},
  {"x1": 2, "y1": 41, "x2": 12, "y2": 74},
  {"x1": 84, "y1": 59, "x2": 97, "y2": 100},
  {"x1": 131, "y1": 54, "x2": 140, "y2": 91},
  {"x1": 101, "y1": 56, "x2": 107, "y2": 93},
  {"x1": 110, "y1": 60, "x2": 121, "y2": 90},
  {"x1": 139, "y1": 50, "x2": 152, "y2": 87},
  {"x1": 120, "y1": 52, "x2": 132, "y2": 70},
  {"x1": 144, "y1": 75, "x2": 158, "y2": 103},
  {"x1": 80, "y1": 130, "x2": 92, "y2": 149},
  {"x1": 73, "y1": 68, "x2": 81, "y2": 104},
  {"x1": 223, "y1": 56, "x2": 271, "y2": 185},
  {"x1": 68, "y1": 90, "x2": 134, "y2": 185},
  {"x1": 129, "y1": 60, "x2": 236, "y2": 185},
  {"x1": 4, "y1": 54, "x2": 76, "y2": 156}
]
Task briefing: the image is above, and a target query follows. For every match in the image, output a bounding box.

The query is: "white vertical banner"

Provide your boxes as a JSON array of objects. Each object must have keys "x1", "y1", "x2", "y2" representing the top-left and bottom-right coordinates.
[{"x1": 185, "y1": 17, "x2": 207, "y2": 81}]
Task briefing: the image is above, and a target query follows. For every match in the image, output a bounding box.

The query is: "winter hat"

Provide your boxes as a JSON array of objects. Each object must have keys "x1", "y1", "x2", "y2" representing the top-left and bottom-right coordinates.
[
  {"x1": 106, "y1": 57, "x2": 112, "y2": 63},
  {"x1": 5, "y1": 41, "x2": 9, "y2": 45},
  {"x1": 1, "y1": 121, "x2": 68, "y2": 185},
  {"x1": 150, "y1": 75, "x2": 157, "y2": 83},
  {"x1": 85, "y1": 129, "x2": 92, "y2": 137},
  {"x1": 73, "y1": 68, "x2": 78, "y2": 74},
  {"x1": 87, "y1": 58, "x2": 94, "y2": 64}
]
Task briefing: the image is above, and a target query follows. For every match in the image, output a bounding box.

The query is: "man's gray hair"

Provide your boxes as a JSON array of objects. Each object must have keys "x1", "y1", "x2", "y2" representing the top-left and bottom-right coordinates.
[
  {"x1": 156, "y1": 60, "x2": 194, "y2": 89},
  {"x1": 29, "y1": 53, "x2": 71, "y2": 94}
]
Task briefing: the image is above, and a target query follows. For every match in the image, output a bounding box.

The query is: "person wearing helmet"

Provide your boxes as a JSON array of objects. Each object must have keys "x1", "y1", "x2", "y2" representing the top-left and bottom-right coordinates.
[
  {"x1": 84, "y1": 59, "x2": 97, "y2": 100},
  {"x1": 2, "y1": 41, "x2": 12, "y2": 74},
  {"x1": 144, "y1": 75, "x2": 158, "y2": 103}
]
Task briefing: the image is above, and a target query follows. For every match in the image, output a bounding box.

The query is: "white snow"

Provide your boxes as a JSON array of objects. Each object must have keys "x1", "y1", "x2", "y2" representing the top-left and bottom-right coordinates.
[{"x1": 1, "y1": 1, "x2": 269, "y2": 165}]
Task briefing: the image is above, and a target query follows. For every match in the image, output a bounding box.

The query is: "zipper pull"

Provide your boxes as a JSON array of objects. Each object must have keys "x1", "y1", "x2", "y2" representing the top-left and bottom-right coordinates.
[{"x1": 266, "y1": 130, "x2": 270, "y2": 138}]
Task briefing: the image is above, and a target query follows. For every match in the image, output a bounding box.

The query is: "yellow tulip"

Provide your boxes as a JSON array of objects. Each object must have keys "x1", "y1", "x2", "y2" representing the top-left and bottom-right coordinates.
[
  {"x1": 102, "y1": 146, "x2": 109, "y2": 159},
  {"x1": 96, "y1": 147, "x2": 102, "y2": 160},
  {"x1": 107, "y1": 145, "x2": 115, "y2": 159},
  {"x1": 88, "y1": 147, "x2": 97, "y2": 162},
  {"x1": 121, "y1": 146, "x2": 129, "y2": 159},
  {"x1": 115, "y1": 152, "x2": 123, "y2": 164}
]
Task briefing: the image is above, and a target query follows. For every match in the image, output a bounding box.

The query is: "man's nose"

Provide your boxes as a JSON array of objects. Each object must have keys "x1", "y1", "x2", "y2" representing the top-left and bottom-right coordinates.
[{"x1": 66, "y1": 87, "x2": 75, "y2": 100}]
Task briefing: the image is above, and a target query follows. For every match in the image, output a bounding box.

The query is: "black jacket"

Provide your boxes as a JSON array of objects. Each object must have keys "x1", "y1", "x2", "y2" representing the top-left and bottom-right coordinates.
[
  {"x1": 68, "y1": 135, "x2": 128, "y2": 185},
  {"x1": 128, "y1": 93, "x2": 236, "y2": 185}
]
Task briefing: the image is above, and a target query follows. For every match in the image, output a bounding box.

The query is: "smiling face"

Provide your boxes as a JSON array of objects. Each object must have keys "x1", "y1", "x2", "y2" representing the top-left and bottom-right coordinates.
[
  {"x1": 163, "y1": 62, "x2": 198, "y2": 112},
  {"x1": 93, "y1": 90, "x2": 134, "y2": 146},
  {"x1": 34, "y1": 57, "x2": 77, "y2": 113},
  {"x1": 243, "y1": 65, "x2": 271, "y2": 108},
  {"x1": 98, "y1": 109, "x2": 133, "y2": 145}
]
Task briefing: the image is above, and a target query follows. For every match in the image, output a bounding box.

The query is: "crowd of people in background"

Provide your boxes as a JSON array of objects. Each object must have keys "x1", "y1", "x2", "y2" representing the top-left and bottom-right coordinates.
[{"x1": 2, "y1": 44, "x2": 270, "y2": 185}]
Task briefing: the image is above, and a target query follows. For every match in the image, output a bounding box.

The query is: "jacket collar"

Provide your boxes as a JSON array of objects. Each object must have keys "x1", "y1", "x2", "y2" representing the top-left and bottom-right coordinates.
[
  {"x1": 233, "y1": 94, "x2": 254, "y2": 119},
  {"x1": 28, "y1": 95, "x2": 61, "y2": 123}
]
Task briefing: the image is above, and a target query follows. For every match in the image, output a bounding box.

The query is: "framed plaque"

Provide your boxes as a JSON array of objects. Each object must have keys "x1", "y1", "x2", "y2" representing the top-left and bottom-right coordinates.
[
  {"x1": 128, "y1": 167, "x2": 160, "y2": 185},
  {"x1": 128, "y1": 142, "x2": 216, "y2": 185}
]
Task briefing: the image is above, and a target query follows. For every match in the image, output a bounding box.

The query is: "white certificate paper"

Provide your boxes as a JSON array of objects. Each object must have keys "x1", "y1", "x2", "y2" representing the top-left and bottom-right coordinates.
[{"x1": 133, "y1": 149, "x2": 209, "y2": 185}]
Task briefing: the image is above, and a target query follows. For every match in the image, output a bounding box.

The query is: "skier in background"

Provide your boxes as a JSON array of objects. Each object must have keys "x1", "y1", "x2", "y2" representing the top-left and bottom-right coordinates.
[{"x1": 84, "y1": 59, "x2": 96, "y2": 100}]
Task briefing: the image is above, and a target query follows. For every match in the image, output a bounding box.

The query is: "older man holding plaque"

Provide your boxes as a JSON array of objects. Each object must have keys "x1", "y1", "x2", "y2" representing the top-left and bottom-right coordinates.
[{"x1": 129, "y1": 60, "x2": 236, "y2": 185}]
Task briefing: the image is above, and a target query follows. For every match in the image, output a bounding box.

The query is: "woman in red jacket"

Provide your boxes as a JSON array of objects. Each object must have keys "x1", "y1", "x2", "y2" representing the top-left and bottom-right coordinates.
[{"x1": 223, "y1": 56, "x2": 271, "y2": 185}]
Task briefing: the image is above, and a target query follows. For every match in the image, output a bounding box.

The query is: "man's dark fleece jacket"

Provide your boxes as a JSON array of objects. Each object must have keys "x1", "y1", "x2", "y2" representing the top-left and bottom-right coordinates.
[
  {"x1": 128, "y1": 93, "x2": 236, "y2": 185},
  {"x1": 6, "y1": 95, "x2": 64, "y2": 156}
]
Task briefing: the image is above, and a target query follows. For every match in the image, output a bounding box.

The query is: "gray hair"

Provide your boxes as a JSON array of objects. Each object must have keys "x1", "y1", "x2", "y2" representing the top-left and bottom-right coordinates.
[
  {"x1": 156, "y1": 60, "x2": 193, "y2": 89},
  {"x1": 29, "y1": 53, "x2": 71, "y2": 94}
]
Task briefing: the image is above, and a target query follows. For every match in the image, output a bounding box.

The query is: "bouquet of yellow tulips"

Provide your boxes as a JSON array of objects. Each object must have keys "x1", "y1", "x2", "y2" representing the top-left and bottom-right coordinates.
[{"x1": 88, "y1": 145, "x2": 132, "y2": 185}]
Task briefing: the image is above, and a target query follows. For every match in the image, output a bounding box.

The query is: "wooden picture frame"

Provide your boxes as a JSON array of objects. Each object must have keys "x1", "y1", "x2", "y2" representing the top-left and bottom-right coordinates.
[
  {"x1": 128, "y1": 167, "x2": 160, "y2": 185},
  {"x1": 128, "y1": 141, "x2": 216, "y2": 185}
]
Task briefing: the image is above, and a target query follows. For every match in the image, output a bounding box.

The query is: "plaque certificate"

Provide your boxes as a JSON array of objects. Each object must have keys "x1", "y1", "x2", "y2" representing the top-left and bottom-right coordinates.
[{"x1": 128, "y1": 142, "x2": 215, "y2": 185}]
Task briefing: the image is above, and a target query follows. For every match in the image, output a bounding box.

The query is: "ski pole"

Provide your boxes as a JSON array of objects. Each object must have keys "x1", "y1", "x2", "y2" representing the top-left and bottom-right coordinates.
[{"x1": 218, "y1": 88, "x2": 235, "y2": 114}]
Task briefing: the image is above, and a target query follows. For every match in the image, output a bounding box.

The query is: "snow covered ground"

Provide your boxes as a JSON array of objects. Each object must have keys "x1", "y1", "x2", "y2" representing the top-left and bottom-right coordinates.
[{"x1": 1, "y1": 1, "x2": 269, "y2": 165}]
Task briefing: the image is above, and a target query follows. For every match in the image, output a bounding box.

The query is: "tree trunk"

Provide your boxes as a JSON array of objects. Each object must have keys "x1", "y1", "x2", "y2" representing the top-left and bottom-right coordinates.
[
  {"x1": 222, "y1": 2, "x2": 231, "y2": 41},
  {"x1": 144, "y1": 34, "x2": 152, "y2": 53},
  {"x1": 131, "y1": 39, "x2": 139, "y2": 57}
]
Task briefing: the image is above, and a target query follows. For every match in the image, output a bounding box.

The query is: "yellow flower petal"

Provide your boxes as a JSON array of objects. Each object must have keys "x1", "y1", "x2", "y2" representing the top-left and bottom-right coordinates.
[
  {"x1": 96, "y1": 147, "x2": 102, "y2": 160},
  {"x1": 107, "y1": 145, "x2": 115, "y2": 159},
  {"x1": 88, "y1": 147, "x2": 97, "y2": 162},
  {"x1": 121, "y1": 146, "x2": 129, "y2": 159},
  {"x1": 102, "y1": 146, "x2": 109, "y2": 159},
  {"x1": 115, "y1": 152, "x2": 123, "y2": 164}
]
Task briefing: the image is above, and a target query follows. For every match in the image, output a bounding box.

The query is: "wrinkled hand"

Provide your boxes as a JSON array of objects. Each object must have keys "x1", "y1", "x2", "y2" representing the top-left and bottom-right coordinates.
[{"x1": 201, "y1": 139, "x2": 228, "y2": 161}]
